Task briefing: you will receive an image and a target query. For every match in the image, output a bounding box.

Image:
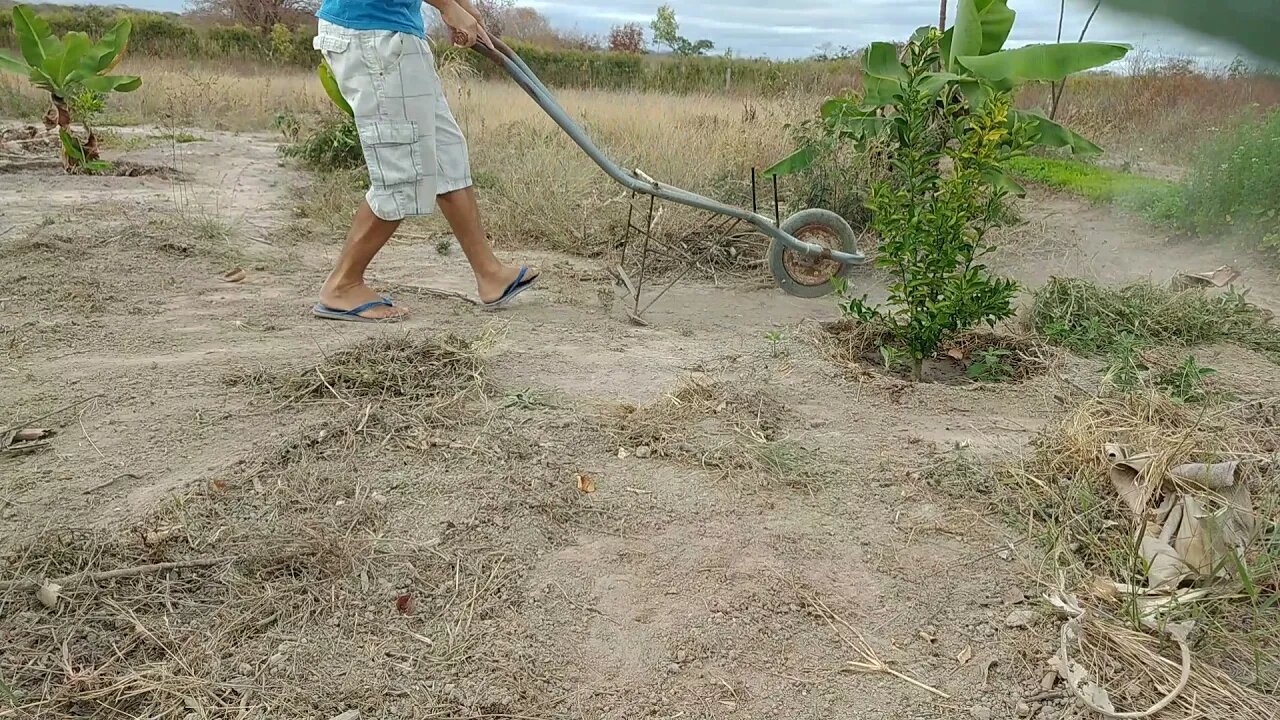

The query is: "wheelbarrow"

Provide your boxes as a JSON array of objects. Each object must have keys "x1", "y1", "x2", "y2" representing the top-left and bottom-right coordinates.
[{"x1": 473, "y1": 39, "x2": 868, "y2": 300}]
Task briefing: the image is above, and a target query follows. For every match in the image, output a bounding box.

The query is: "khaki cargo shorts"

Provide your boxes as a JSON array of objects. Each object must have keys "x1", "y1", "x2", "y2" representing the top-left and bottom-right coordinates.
[{"x1": 313, "y1": 19, "x2": 472, "y2": 221}]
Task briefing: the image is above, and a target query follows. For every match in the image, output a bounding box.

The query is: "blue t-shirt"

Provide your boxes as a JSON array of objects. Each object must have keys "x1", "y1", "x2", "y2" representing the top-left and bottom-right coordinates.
[{"x1": 317, "y1": 0, "x2": 426, "y2": 38}]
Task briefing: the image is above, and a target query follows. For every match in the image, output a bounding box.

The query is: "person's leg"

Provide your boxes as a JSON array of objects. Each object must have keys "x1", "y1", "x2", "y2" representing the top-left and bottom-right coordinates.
[
  {"x1": 431, "y1": 59, "x2": 538, "y2": 306},
  {"x1": 317, "y1": 200, "x2": 407, "y2": 319},
  {"x1": 436, "y1": 186, "x2": 537, "y2": 304}
]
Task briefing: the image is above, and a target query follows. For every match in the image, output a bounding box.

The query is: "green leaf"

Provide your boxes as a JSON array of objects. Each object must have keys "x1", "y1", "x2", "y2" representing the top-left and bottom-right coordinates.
[
  {"x1": 28, "y1": 65, "x2": 57, "y2": 93},
  {"x1": 949, "y1": 0, "x2": 983, "y2": 67},
  {"x1": 909, "y1": 25, "x2": 934, "y2": 45},
  {"x1": 762, "y1": 145, "x2": 816, "y2": 177},
  {"x1": 865, "y1": 42, "x2": 906, "y2": 81},
  {"x1": 78, "y1": 19, "x2": 133, "y2": 78},
  {"x1": 820, "y1": 95, "x2": 865, "y2": 123},
  {"x1": 983, "y1": 168, "x2": 1026, "y2": 197},
  {"x1": 957, "y1": 42, "x2": 1130, "y2": 83},
  {"x1": 0, "y1": 50, "x2": 29, "y2": 77},
  {"x1": 974, "y1": 0, "x2": 1016, "y2": 55},
  {"x1": 1016, "y1": 109, "x2": 1103, "y2": 155},
  {"x1": 832, "y1": 116, "x2": 888, "y2": 141},
  {"x1": 54, "y1": 32, "x2": 90, "y2": 85},
  {"x1": 319, "y1": 60, "x2": 354, "y2": 118},
  {"x1": 958, "y1": 80, "x2": 992, "y2": 110},
  {"x1": 59, "y1": 127, "x2": 87, "y2": 163},
  {"x1": 80, "y1": 74, "x2": 142, "y2": 93},
  {"x1": 920, "y1": 72, "x2": 963, "y2": 97},
  {"x1": 13, "y1": 4, "x2": 61, "y2": 69},
  {"x1": 862, "y1": 74, "x2": 900, "y2": 107}
]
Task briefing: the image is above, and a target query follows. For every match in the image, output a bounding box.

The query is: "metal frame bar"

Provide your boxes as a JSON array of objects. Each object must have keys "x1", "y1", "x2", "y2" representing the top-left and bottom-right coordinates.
[
  {"x1": 613, "y1": 190, "x2": 746, "y2": 321},
  {"x1": 474, "y1": 40, "x2": 868, "y2": 267}
]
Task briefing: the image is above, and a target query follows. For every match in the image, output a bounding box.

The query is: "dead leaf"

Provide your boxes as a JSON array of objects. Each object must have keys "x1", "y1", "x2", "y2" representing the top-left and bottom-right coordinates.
[
  {"x1": 576, "y1": 473, "x2": 596, "y2": 494},
  {"x1": 210, "y1": 479, "x2": 228, "y2": 492},
  {"x1": 36, "y1": 581, "x2": 61, "y2": 609},
  {"x1": 918, "y1": 631, "x2": 937, "y2": 643},
  {"x1": 957, "y1": 645, "x2": 973, "y2": 666},
  {"x1": 12, "y1": 428, "x2": 51, "y2": 442},
  {"x1": 945, "y1": 348, "x2": 965, "y2": 361},
  {"x1": 395, "y1": 594, "x2": 415, "y2": 615},
  {"x1": 221, "y1": 267, "x2": 247, "y2": 283},
  {"x1": 1140, "y1": 534, "x2": 1185, "y2": 590}
]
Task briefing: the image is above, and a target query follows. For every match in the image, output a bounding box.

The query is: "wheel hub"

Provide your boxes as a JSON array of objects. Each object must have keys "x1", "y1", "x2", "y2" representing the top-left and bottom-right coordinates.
[{"x1": 782, "y1": 223, "x2": 844, "y2": 286}]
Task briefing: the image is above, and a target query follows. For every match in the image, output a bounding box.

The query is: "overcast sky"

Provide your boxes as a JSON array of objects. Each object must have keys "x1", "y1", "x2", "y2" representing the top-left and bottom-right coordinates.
[{"x1": 51, "y1": 0, "x2": 1251, "y2": 64}]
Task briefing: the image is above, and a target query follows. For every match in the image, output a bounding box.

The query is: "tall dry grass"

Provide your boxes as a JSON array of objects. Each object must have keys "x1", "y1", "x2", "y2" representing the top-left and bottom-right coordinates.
[
  {"x1": 0, "y1": 57, "x2": 330, "y2": 132},
  {"x1": 443, "y1": 80, "x2": 801, "y2": 251}
]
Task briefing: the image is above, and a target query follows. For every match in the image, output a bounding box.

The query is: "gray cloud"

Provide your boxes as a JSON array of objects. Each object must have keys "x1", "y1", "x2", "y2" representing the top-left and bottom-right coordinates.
[{"x1": 51, "y1": 0, "x2": 1253, "y2": 64}]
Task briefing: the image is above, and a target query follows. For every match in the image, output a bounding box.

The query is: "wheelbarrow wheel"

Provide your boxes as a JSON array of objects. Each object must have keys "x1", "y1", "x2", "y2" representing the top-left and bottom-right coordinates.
[{"x1": 768, "y1": 208, "x2": 860, "y2": 299}]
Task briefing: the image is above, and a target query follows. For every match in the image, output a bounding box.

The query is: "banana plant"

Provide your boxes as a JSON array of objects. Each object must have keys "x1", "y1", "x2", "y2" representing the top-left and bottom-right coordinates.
[
  {"x1": 0, "y1": 5, "x2": 141, "y2": 172},
  {"x1": 766, "y1": 0, "x2": 1129, "y2": 178}
]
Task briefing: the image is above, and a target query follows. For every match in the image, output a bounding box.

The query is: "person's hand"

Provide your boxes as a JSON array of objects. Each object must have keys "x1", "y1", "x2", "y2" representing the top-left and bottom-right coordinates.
[{"x1": 441, "y1": 2, "x2": 494, "y2": 49}]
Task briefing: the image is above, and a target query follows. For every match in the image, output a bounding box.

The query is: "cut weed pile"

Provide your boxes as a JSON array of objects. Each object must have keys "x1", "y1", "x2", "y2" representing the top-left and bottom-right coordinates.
[
  {"x1": 609, "y1": 377, "x2": 814, "y2": 487},
  {"x1": 997, "y1": 386, "x2": 1280, "y2": 709},
  {"x1": 229, "y1": 332, "x2": 489, "y2": 415},
  {"x1": 1031, "y1": 277, "x2": 1280, "y2": 361},
  {"x1": 0, "y1": 332, "x2": 581, "y2": 718}
]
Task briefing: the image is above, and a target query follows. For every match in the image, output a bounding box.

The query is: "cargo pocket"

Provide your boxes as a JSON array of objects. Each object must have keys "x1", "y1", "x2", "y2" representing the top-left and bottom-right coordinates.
[{"x1": 358, "y1": 121, "x2": 422, "y2": 188}]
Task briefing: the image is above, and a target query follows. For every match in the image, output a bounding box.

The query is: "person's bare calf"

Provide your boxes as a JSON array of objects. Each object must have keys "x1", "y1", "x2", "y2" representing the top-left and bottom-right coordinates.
[
  {"x1": 319, "y1": 200, "x2": 409, "y2": 320},
  {"x1": 437, "y1": 186, "x2": 538, "y2": 303}
]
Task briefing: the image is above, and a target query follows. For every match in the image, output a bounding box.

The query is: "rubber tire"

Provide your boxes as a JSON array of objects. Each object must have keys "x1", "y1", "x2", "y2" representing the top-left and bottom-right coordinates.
[{"x1": 768, "y1": 208, "x2": 860, "y2": 299}]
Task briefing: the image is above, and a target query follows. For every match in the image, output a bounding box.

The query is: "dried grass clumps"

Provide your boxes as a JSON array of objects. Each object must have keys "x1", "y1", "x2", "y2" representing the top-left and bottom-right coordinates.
[
  {"x1": 1055, "y1": 605, "x2": 1278, "y2": 720},
  {"x1": 609, "y1": 377, "x2": 813, "y2": 486},
  {"x1": 1008, "y1": 387, "x2": 1280, "y2": 703},
  {"x1": 814, "y1": 318, "x2": 1051, "y2": 382},
  {"x1": 230, "y1": 332, "x2": 489, "y2": 416}
]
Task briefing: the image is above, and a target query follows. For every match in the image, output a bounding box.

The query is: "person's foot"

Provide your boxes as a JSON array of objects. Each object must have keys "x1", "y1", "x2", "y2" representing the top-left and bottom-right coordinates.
[
  {"x1": 318, "y1": 281, "x2": 409, "y2": 321},
  {"x1": 477, "y1": 264, "x2": 540, "y2": 305}
]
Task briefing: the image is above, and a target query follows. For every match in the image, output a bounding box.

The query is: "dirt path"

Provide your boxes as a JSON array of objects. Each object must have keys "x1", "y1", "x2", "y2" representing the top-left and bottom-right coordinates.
[{"x1": 2, "y1": 130, "x2": 1276, "y2": 719}]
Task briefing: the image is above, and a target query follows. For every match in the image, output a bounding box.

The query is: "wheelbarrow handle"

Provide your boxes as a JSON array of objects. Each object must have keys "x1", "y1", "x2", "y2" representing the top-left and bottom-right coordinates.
[{"x1": 468, "y1": 39, "x2": 864, "y2": 266}]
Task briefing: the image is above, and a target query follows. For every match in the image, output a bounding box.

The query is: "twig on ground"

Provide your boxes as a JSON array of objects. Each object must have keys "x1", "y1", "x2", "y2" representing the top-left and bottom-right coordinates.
[
  {"x1": 0, "y1": 556, "x2": 235, "y2": 593},
  {"x1": 782, "y1": 574, "x2": 949, "y2": 699},
  {"x1": 1, "y1": 395, "x2": 105, "y2": 438}
]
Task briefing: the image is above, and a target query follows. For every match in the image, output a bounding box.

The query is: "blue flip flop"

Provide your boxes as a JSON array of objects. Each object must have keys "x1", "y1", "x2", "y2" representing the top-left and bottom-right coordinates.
[
  {"x1": 481, "y1": 267, "x2": 539, "y2": 309},
  {"x1": 312, "y1": 296, "x2": 405, "y2": 323}
]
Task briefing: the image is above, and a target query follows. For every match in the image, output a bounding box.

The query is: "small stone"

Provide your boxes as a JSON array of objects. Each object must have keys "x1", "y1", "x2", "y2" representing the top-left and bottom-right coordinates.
[
  {"x1": 329, "y1": 712, "x2": 360, "y2": 720},
  {"x1": 969, "y1": 705, "x2": 993, "y2": 720},
  {"x1": 664, "y1": 662, "x2": 680, "y2": 674},
  {"x1": 997, "y1": 549, "x2": 1013, "y2": 561},
  {"x1": 1016, "y1": 702, "x2": 1032, "y2": 716},
  {"x1": 1004, "y1": 609, "x2": 1038, "y2": 628},
  {"x1": 634, "y1": 446, "x2": 652, "y2": 458},
  {"x1": 1041, "y1": 670, "x2": 1059, "y2": 691}
]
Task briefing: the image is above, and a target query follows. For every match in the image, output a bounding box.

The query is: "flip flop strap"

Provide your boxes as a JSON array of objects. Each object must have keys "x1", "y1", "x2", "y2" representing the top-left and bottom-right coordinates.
[
  {"x1": 345, "y1": 298, "x2": 393, "y2": 316},
  {"x1": 502, "y1": 267, "x2": 529, "y2": 297}
]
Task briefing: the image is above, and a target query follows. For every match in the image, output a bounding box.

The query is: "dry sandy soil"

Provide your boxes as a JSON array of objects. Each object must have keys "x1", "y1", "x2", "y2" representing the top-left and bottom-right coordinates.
[{"x1": 1, "y1": 127, "x2": 1278, "y2": 719}]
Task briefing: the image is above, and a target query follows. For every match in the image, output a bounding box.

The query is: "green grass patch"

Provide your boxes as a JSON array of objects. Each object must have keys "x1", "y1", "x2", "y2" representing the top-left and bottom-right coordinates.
[
  {"x1": 1165, "y1": 108, "x2": 1280, "y2": 254},
  {"x1": 1030, "y1": 277, "x2": 1280, "y2": 361},
  {"x1": 1008, "y1": 155, "x2": 1176, "y2": 206}
]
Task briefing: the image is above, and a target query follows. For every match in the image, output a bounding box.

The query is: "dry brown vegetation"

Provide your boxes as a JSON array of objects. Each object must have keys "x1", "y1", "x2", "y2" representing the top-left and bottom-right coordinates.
[{"x1": 3, "y1": 16, "x2": 1280, "y2": 720}]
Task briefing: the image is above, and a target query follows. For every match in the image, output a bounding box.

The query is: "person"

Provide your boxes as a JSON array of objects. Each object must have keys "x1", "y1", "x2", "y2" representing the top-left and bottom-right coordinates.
[{"x1": 310, "y1": 0, "x2": 539, "y2": 322}]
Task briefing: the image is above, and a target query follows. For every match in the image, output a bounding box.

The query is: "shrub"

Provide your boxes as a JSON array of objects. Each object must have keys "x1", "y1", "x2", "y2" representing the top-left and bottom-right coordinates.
[
  {"x1": 1167, "y1": 109, "x2": 1280, "y2": 253},
  {"x1": 280, "y1": 115, "x2": 363, "y2": 172},
  {"x1": 836, "y1": 33, "x2": 1024, "y2": 381}
]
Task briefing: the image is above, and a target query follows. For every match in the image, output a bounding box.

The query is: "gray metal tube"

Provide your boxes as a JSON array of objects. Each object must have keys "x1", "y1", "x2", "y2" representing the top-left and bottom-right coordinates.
[{"x1": 474, "y1": 41, "x2": 864, "y2": 265}]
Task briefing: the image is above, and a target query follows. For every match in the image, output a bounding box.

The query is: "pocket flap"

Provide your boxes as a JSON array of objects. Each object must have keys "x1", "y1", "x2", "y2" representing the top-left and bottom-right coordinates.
[
  {"x1": 359, "y1": 122, "x2": 418, "y2": 146},
  {"x1": 313, "y1": 34, "x2": 351, "y2": 52}
]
